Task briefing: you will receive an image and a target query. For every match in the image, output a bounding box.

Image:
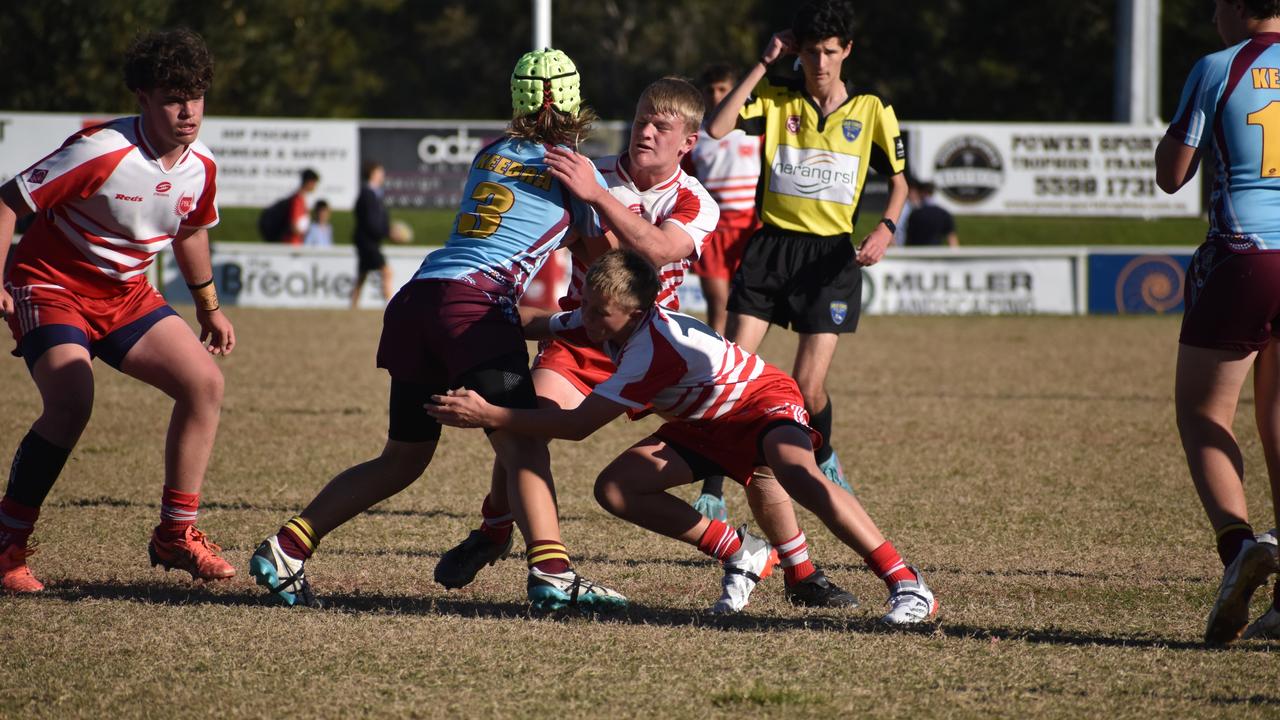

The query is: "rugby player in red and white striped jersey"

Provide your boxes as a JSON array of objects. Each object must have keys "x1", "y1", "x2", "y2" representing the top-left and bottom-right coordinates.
[
  {"x1": 429, "y1": 250, "x2": 939, "y2": 623},
  {"x1": 0, "y1": 29, "x2": 237, "y2": 593}
]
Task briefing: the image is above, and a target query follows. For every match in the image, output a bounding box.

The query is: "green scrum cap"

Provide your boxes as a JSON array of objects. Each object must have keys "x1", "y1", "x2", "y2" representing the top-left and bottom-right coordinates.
[{"x1": 511, "y1": 48, "x2": 581, "y2": 118}]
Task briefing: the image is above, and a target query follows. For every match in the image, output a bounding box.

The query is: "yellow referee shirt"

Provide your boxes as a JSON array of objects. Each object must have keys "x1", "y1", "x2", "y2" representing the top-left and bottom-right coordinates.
[{"x1": 740, "y1": 76, "x2": 905, "y2": 237}]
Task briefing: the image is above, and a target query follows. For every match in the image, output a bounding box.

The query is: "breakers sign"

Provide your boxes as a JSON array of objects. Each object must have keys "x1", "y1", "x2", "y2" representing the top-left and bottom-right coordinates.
[{"x1": 156, "y1": 243, "x2": 570, "y2": 311}]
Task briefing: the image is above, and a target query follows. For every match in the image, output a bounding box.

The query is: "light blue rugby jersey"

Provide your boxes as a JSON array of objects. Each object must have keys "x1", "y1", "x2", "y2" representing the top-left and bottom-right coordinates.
[
  {"x1": 1169, "y1": 32, "x2": 1280, "y2": 249},
  {"x1": 414, "y1": 136, "x2": 604, "y2": 297}
]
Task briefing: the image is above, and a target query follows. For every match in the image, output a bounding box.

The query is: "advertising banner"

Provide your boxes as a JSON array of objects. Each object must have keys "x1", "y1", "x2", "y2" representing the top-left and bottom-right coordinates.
[
  {"x1": 1086, "y1": 249, "x2": 1193, "y2": 314},
  {"x1": 860, "y1": 251, "x2": 1082, "y2": 315},
  {"x1": 0, "y1": 113, "x2": 94, "y2": 184},
  {"x1": 200, "y1": 118, "x2": 360, "y2": 210},
  {"x1": 904, "y1": 122, "x2": 1200, "y2": 217},
  {"x1": 358, "y1": 120, "x2": 627, "y2": 209},
  {"x1": 0, "y1": 112, "x2": 360, "y2": 209},
  {"x1": 158, "y1": 243, "x2": 569, "y2": 310}
]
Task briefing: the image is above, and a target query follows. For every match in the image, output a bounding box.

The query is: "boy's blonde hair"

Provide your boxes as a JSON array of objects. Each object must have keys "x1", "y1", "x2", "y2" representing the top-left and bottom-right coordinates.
[
  {"x1": 637, "y1": 76, "x2": 704, "y2": 135},
  {"x1": 584, "y1": 249, "x2": 660, "y2": 311}
]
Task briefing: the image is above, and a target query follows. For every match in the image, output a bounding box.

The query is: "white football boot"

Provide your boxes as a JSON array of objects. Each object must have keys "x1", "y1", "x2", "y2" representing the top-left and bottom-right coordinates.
[{"x1": 708, "y1": 526, "x2": 777, "y2": 615}]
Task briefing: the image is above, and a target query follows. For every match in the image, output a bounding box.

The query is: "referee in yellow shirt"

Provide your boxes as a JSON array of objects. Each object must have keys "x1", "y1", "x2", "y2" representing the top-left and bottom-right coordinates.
[{"x1": 704, "y1": 0, "x2": 907, "y2": 495}]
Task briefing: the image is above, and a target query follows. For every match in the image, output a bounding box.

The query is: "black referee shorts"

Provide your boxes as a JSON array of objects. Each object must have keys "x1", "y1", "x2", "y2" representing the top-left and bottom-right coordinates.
[{"x1": 726, "y1": 226, "x2": 863, "y2": 334}]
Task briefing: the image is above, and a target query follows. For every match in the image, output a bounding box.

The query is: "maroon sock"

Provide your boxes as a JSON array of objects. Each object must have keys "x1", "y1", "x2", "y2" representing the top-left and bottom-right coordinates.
[
  {"x1": 526, "y1": 540, "x2": 571, "y2": 574},
  {"x1": 276, "y1": 516, "x2": 318, "y2": 561}
]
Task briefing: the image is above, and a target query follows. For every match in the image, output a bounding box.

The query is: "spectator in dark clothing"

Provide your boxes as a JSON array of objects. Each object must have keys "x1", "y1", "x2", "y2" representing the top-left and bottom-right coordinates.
[
  {"x1": 904, "y1": 181, "x2": 958, "y2": 248},
  {"x1": 350, "y1": 161, "x2": 392, "y2": 308}
]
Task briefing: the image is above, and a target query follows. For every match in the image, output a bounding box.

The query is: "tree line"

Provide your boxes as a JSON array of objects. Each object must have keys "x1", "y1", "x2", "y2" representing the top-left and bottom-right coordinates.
[{"x1": 0, "y1": 0, "x2": 1220, "y2": 123}]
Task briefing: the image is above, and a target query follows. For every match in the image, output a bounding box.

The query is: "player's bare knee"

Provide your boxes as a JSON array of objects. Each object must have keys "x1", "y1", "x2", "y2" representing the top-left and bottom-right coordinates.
[
  {"x1": 380, "y1": 439, "x2": 435, "y2": 481},
  {"x1": 593, "y1": 473, "x2": 627, "y2": 516},
  {"x1": 38, "y1": 394, "x2": 93, "y2": 437}
]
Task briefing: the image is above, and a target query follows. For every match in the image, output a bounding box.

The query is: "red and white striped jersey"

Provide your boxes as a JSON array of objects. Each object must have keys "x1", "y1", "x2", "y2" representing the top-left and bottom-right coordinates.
[
  {"x1": 7, "y1": 116, "x2": 218, "y2": 296},
  {"x1": 688, "y1": 129, "x2": 761, "y2": 213},
  {"x1": 562, "y1": 153, "x2": 717, "y2": 311},
  {"x1": 551, "y1": 305, "x2": 795, "y2": 423}
]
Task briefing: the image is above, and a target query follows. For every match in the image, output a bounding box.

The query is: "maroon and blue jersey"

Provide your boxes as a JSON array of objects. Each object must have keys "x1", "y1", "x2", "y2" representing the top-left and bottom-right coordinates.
[
  {"x1": 1169, "y1": 32, "x2": 1280, "y2": 249},
  {"x1": 413, "y1": 137, "x2": 604, "y2": 298}
]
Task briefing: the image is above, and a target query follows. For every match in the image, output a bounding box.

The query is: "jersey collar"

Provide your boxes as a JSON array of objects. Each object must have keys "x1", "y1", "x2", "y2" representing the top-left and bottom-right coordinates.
[
  {"x1": 802, "y1": 80, "x2": 858, "y2": 131},
  {"x1": 618, "y1": 152, "x2": 682, "y2": 192},
  {"x1": 136, "y1": 117, "x2": 191, "y2": 171}
]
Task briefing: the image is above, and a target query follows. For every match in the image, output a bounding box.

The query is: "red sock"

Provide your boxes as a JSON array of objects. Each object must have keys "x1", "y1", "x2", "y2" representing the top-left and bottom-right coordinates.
[
  {"x1": 478, "y1": 494, "x2": 514, "y2": 544},
  {"x1": 775, "y1": 530, "x2": 816, "y2": 585},
  {"x1": 527, "y1": 539, "x2": 571, "y2": 574},
  {"x1": 0, "y1": 497, "x2": 39, "y2": 550},
  {"x1": 867, "y1": 541, "x2": 916, "y2": 587},
  {"x1": 277, "y1": 516, "x2": 318, "y2": 561},
  {"x1": 696, "y1": 519, "x2": 741, "y2": 562},
  {"x1": 157, "y1": 488, "x2": 199, "y2": 540}
]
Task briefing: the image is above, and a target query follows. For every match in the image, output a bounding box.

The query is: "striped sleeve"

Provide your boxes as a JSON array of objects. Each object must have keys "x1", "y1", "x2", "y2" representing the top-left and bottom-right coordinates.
[
  {"x1": 1168, "y1": 54, "x2": 1225, "y2": 149},
  {"x1": 15, "y1": 128, "x2": 129, "y2": 213},
  {"x1": 663, "y1": 179, "x2": 717, "y2": 260}
]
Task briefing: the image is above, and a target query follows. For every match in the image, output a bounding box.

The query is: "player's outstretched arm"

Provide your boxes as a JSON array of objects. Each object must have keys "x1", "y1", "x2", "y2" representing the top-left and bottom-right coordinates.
[
  {"x1": 706, "y1": 30, "x2": 793, "y2": 139},
  {"x1": 1155, "y1": 133, "x2": 1201, "y2": 194},
  {"x1": 172, "y1": 226, "x2": 235, "y2": 356},
  {"x1": 428, "y1": 389, "x2": 624, "y2": 441}
]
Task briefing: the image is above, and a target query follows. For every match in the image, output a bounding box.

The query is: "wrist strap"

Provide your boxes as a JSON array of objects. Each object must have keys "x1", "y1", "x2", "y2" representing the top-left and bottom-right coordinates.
[
  {"x1": 879, "y1": 217, "x2": 897, "y2": 234},
  {"x1": 189, "y1": 280, "x2": 219, "y2": 312}
]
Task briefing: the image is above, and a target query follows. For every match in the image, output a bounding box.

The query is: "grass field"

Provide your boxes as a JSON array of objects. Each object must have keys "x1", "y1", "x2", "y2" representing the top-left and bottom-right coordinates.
[
  {"x1": 3, "y1": 309, "x2": 1278, "y2": 718},
  {"x1": 213, "y1": 206, "x2": 1207, "y2": 249}
]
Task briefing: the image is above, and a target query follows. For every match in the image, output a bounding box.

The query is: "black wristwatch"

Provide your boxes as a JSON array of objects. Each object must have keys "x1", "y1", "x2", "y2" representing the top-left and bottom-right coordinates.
[{"x1": 879, "y1": 217, "x2": 897, "y2": 234}]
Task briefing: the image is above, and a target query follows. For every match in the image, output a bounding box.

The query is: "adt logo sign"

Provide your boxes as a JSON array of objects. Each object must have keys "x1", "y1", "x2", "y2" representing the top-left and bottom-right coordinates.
[{"x1": 1087, "y1": 253, "x2": 1192, "y2": 314}]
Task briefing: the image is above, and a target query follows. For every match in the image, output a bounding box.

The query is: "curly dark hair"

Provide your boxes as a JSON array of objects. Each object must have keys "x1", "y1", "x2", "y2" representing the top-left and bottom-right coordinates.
[
  {"x1": 123, "y1": 28, "x2": 214, "y2": 97},
  {"x1": 792, "y1": 0, "x2": 854, "y2": 47}
]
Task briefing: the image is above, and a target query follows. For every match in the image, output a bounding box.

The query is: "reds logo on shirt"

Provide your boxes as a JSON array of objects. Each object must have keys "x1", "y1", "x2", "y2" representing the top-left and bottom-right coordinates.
[
  {"x1": 175, "y1": 193, "x2": 195, "y2": 216},
  {"x1": 786, "y1": 115, "x2": 801, "y2": 134},
  {"x1": 155, "y1": 181, "x2": 172, "y2": 194}
]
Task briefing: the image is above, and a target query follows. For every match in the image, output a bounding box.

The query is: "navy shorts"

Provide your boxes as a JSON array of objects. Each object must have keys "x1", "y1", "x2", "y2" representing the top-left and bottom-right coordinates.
[{"x1": 727, "y1": 226, "x2": 863, "y2": 334}]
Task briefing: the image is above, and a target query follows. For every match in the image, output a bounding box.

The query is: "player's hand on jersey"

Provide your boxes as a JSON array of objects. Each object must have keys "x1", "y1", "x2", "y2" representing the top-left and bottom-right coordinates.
[
  {"x1": 544, "y1": 147, "x2": 607, "y2": 204},
  {"x1": 0, "y1": 287, "x2": 12, "y2": 321},
  {"x1": 761, "y1": 30, "x2": 796, "y2": 64},
  {"x1": 198, "y1": 308, "x2": 236, "y2": 356},
  {"x1": 426, "y1": 388, "x2": 493, "y2": 429},
  {"x1": 855, "y1": 223, "x2": 893, "y2": 266}
]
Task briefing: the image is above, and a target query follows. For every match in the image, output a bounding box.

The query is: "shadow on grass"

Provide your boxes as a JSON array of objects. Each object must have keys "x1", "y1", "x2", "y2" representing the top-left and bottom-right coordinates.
[
  {"x1": 51, "y1": 495, "x2": 588, "y2": 524},
  {"x1": 35, "y1": 579, "x2": 1279, "y2": 655}
]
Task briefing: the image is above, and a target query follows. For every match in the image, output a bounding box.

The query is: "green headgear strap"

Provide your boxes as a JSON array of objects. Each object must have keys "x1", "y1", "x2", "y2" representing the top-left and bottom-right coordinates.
[{"x1": 511, "y1": 48, "x2": 581, "y2": 118}]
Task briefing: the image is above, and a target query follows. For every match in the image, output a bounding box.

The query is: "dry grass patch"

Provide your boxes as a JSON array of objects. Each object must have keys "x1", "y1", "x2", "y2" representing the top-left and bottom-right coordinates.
[{"x1": 2, "y1": 309, "x2": 1278, "y2": 718}]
